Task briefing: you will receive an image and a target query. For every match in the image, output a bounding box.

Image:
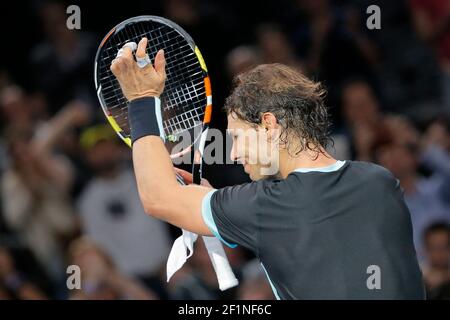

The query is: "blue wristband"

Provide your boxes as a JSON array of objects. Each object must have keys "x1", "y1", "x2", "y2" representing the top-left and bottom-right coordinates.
[{"x1": 128, "y1": 97, "x2": 165, "y2": 144}]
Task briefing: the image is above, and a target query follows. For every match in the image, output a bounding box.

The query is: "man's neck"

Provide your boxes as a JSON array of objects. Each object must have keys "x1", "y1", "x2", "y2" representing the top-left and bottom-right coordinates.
[{"x1": 279, "y1": 149, "x2": 338, "y2": 179}]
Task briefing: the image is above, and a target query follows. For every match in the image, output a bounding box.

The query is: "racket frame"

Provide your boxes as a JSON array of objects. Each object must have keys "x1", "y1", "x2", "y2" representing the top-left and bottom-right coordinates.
[{"x1": 94, "y1": 15, "x2": 212, "y2": 184}]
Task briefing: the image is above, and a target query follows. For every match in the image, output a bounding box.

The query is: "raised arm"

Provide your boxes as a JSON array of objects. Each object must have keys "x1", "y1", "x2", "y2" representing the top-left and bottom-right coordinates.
[{"x1": 110, "y1": 37, "x2": 213, "y2": 235}]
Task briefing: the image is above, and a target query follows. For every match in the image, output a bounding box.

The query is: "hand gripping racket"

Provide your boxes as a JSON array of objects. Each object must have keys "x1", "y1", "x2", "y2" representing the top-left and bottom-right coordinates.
[{"x1": 94, "y1": 15, "x2": 238, "y2": 290}]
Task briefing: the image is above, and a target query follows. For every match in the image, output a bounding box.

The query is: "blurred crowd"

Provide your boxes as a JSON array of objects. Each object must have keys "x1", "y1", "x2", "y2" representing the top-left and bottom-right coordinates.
[{"x1": 0, "y1": 0, "x2": 449, "y2": 300}]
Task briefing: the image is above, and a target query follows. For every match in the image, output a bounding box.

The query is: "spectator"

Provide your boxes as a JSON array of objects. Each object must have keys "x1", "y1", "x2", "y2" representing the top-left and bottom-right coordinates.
[
  {"x1": 237, "y1": 259, "x2": 274, "y2": 300},
  {"x1": 376, "y1": 120, "x2": 450, "y2": 256},
  {"x1": 341, "y1": 79, "x2": 390, "y2": 161},
  {"x1": 355, "y1": 0, "x2": 441, "y2": 114},
  {"x1": 0, "y1": 85, "x2": 34, "y2": 173},
  {"x1": 421, "y1": 222, "x2": 450, "y2": 298},
  {"x1": 30, "y1": 1, "x2": 98, "y2": 114},
  {"x1": 410, "y1": 0, "x2": 450, "y2": 115},
  {"x1": 77, "y1": 125, "x2": 172, "y2": 294},
  {"x1": 256, "y1": 23, "x2": 303, "y2": 70},
  {"x1": 289, "y1": 0, "x2": 378, "y2": 90},
  {"x1": 0, "y1": 246, "x2": 47, "y2": 300},
  {"x1": 226, "y1": 45, "x2": 262, "y2": 79},
  {"x1": 1, "y1": 100, "x2": 87, "y2": 280},
  {"x1": 383, "y1": 114, "x2": 421, "y2": 147},
  {"x1": 67, "y1": 237, "x2": 157, "y2": 300},
  {"x1": 0, "y1": 86, "x2": 34, "y2": 135}
]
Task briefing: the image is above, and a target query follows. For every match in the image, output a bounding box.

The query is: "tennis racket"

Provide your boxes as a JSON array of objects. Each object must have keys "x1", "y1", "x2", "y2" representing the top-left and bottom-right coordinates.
[
  {"x1": 94, "y1": 15, "x2": 210, "y2": 183},
  {"x1": 94, "y1": 15, "x2": 238, "y2": 290}
]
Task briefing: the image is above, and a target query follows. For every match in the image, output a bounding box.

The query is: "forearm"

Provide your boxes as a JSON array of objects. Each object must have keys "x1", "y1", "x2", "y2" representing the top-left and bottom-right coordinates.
[
  {"x1": 131, "y1": 119, "x2": 212, "y2": 235},
  {"x1": 132, "y1": 135, "x2": 180, "y2": 213},
  {"x1": 132, "y1": 136, "x2": 211, "y2": 234},
  {"x1": 32, "y1": 154, "x2": 74, "y2": 193},
  {"x1": 2, "y1": 176, "x2": 35, "y2": 228},
  {"x1": 112, "y1": 41, "x2": 213, "y2": 234},
  {"x1": 33, "y1": 107, "x2": 76, "y2": 154}
]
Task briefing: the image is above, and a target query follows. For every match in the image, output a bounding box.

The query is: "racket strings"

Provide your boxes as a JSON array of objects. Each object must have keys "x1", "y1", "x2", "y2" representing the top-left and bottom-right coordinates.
[{"x1": 97, "y1": 20, "x2": 206, "y2": 142}]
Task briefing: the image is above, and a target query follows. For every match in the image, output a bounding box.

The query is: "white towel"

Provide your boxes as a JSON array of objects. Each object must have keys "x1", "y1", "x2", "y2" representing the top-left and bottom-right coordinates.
[{"x1": 166, "y1": 229, "x2": 239, "y2": 291}]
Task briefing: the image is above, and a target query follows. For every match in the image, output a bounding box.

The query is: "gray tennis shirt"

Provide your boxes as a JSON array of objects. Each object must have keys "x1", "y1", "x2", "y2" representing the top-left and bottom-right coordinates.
[{"x1": 201, "y1": 161, "x2": 425, "y2": 299}]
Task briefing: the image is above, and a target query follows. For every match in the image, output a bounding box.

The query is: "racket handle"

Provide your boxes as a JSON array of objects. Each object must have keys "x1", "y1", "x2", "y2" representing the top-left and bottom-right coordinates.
[
  {"x1": 192, "y1": 163, "x2": 202, "y2": 185},
  {"x1": 202, "y1": 236, "x2": 239, "y2": 291}
]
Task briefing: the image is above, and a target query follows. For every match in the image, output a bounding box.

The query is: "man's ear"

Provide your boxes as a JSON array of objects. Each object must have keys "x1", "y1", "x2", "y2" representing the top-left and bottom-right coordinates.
[{"x1": 261, "y1": 112, "x2": 279, "y2": 141}]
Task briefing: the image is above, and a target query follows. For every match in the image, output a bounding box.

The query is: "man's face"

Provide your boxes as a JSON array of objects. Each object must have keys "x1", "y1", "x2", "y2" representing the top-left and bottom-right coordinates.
[
  {"x1": 425, "y1": 231, "x2": 450, "y2": 269},
  {"x1": 376, "y1": 144, "x2": 417, "y2": 179},
  {"x1": 86, "y1": 140, "x2": 124, "y2": 175},
  {"x1": 343, "y1": 82, "x2": 379, "y2": 125},
  {"x1": 227, "y1": 113, "x2": 279, "y2": 181}
]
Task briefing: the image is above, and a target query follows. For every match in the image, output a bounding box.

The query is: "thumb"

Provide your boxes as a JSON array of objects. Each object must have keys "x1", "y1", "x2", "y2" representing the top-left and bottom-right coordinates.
[{"x1": 154, "y1": 49, "x2": 166, "y2": 78}]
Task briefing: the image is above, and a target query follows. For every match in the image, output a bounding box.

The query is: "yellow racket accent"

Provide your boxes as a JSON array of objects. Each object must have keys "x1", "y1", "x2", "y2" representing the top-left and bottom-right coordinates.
[
  {"x1": 107, "y1": 115, "x2": 131, "y2": 147},
  {"x1": 123, "y1": 137, "x2": 132, "y2": 147},
  {"x1": 195, "y1": 46, "x2": 208, "y2": 72}
]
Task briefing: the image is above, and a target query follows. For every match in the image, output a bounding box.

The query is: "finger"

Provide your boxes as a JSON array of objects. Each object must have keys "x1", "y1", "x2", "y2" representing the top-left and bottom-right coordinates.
[
  {"x1": 136, "y1": 38, "x2": 148, "y2": 59},
  {"x1": 122, "y1": 49, "x2": 133, "y2": 65},
  {"x1": 110, "y1": 58, "x2": 119, "y2": 75},
  {"x1": 135, "y1": 38, "x2": 153, "y2": 69},
  {"x1": 174, "y1": 167, "x2": 193, "y2": 184},
  {"x1": 123, "y1": 42, "x2": 137, "y2": 52},
  {"x1": 114, "y1": 43, "x2": 135, "y2": 72},
  {"x1": 154, "y1": 49, "x2": 166, "y2": 78},
  {"x1": 110, "y1": 57, "x2": 125, "y2": 76},
  {"x1": 136, "y1": 54, "x2": 151, "y2": 69},
  {"x1": 117, "y1": 42, "x2": 137, "y2": 59}
]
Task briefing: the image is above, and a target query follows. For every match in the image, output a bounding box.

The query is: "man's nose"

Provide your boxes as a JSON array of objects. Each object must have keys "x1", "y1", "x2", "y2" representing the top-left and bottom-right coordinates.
[{"x1": 229, "y1": 142, "x2": 238, "y2": 162}]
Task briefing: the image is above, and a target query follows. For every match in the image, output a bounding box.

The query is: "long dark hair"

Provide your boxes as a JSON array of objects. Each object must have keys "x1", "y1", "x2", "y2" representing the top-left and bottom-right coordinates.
[{"x1": 224, "y1": 63, "x2": 332, "y2": 156}]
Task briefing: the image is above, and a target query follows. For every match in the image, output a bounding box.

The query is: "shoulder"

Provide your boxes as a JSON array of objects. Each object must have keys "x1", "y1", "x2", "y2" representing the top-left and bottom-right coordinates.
[
  {"x1": 347, "y1": 160, "x2": 393, "y2": 177},
  {"x1": 348, "y1": 161, "x2": 400, "y2": 189}
]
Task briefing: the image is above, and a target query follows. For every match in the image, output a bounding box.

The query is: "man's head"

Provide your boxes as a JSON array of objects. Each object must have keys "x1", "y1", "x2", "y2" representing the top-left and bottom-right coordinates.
[
  {"x1": 80, "y1": 125, "x2": 126, "y2": 177},
  {"x1": 224, "y1": 63, "x2": 331, "y2": 180},
  {"x1": 375, "y1": 143, "x2": 418, "y2": 180},
  {"x1": 423, "y1": 222, "x2": 450, "y2": 270},
  {"x1": 226, "y1": 45, "x2": 262, "y2": 79},
  {"x1": 0, "y1": 85, "x2": 31, "y2": 126},
  {"x1": 341, "y1": 80, "x2": 380, "y2": 126}
]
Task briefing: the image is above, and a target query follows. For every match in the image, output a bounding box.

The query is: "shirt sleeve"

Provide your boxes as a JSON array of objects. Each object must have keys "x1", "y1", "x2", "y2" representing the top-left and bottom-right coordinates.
[{"x1": 201, "y1": 181, "x2": 276, "y2": 254}]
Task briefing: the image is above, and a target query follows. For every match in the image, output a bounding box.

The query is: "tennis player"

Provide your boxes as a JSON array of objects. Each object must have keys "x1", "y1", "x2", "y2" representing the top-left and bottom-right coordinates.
[{"x1": 110, "y1": 38, "x2": 425, "y2": 299}]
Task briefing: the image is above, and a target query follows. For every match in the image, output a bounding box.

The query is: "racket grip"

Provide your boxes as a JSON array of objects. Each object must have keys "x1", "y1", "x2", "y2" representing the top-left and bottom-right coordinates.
[
  {"x1": 202, "y1": 236, "x2": 239, "y2": 291},
  {"x1": 192, "y1": 163, "x2": 201, "y2": 185}
]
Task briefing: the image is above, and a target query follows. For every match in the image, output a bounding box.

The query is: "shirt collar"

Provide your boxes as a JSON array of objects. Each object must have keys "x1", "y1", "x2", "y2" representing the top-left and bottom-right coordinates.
[{"x1": 293, "y1": 160, "x2": 346, "y2": 173}]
